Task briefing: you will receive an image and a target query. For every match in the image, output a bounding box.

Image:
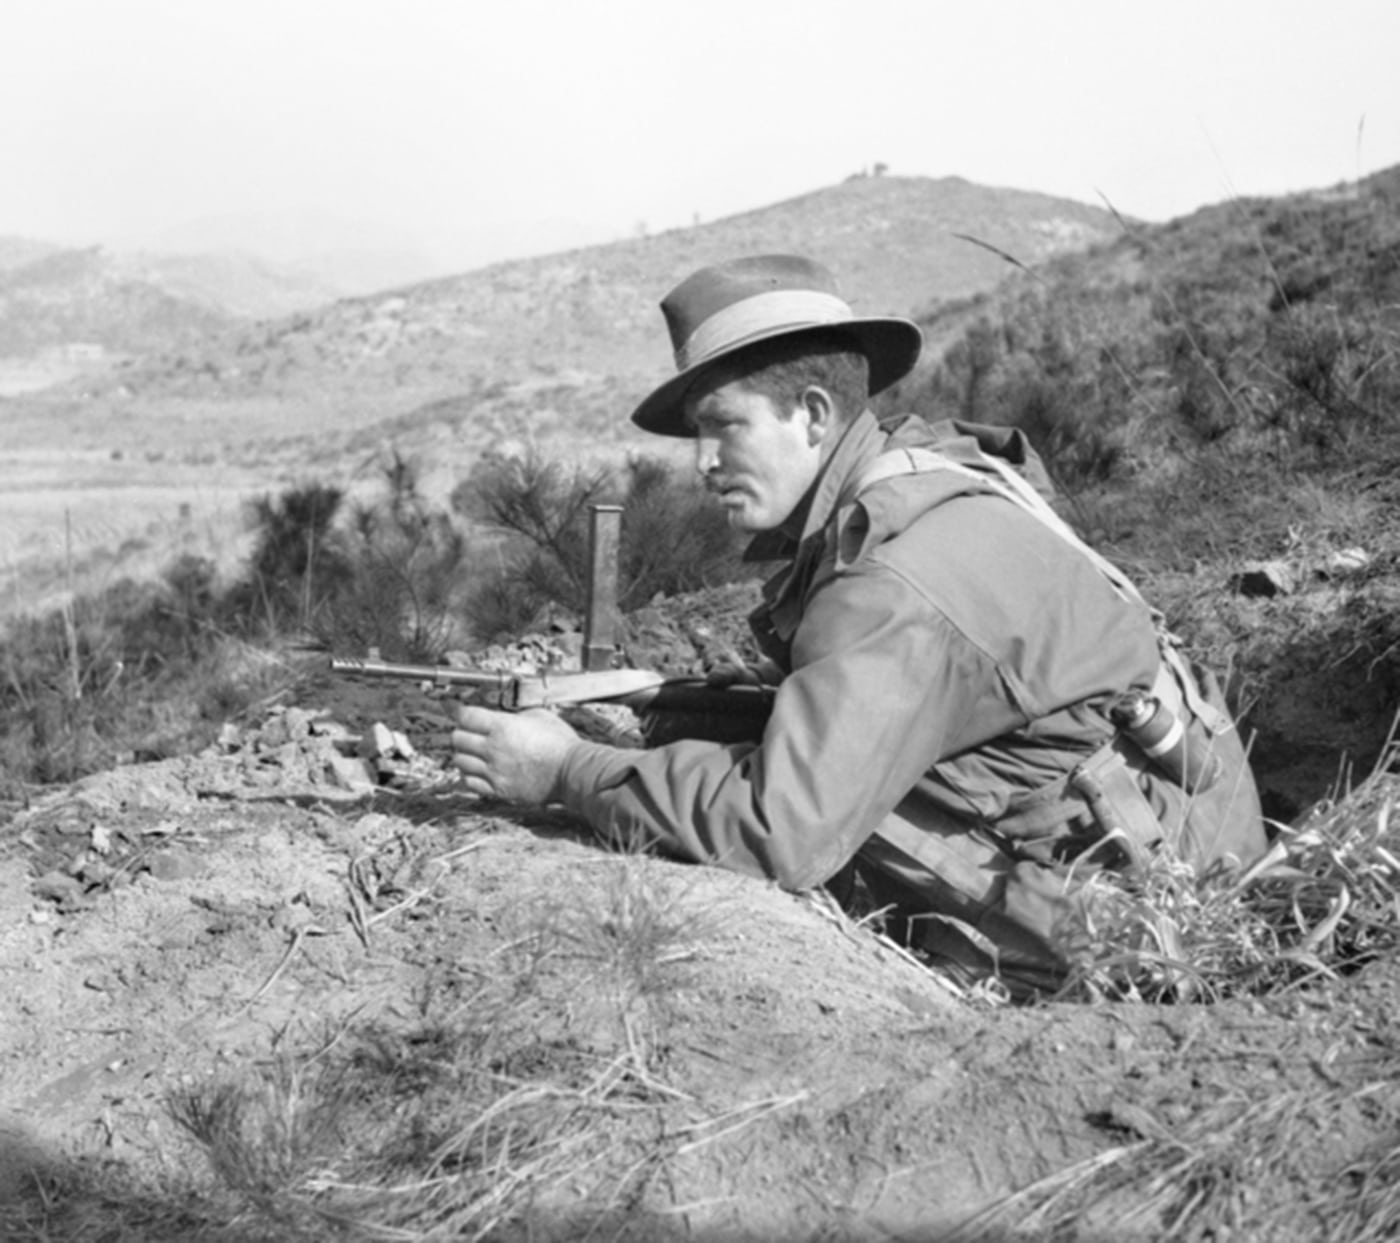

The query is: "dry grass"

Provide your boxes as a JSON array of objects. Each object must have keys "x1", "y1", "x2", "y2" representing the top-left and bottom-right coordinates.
[
  {"x1": 950, "y1": 1079, "x2": 1400, "y2": 1242},
  {"x1": 127, "y1": 854, "x2": 779, "y2": 1242},
  {"x1": 1061, "y1": 730, "x2": 1400, "y2": 1003}
]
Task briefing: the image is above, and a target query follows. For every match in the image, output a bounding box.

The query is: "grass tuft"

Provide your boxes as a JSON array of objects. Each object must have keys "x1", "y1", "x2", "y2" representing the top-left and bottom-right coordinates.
[
  {"x1": 1060, "y1": 739, "x2": 1400, "y2": 1003},
  {"x1": 157, "y1": 853, "x2": 746, "y2": 1240}
]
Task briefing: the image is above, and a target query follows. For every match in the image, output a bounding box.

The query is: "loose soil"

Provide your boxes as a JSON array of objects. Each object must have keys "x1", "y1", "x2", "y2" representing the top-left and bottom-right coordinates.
[{"x1": 4, "y1": 670, "x2": 1400, "y2": 1241}]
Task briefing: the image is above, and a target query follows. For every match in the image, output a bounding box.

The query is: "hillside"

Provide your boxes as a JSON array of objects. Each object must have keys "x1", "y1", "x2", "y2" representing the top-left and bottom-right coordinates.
[
  {"x1": 113, "y1": 249, "x2": 346, "y2": 319},
  {"x1": 889, "y1": 165, "x2": 1400, "y2": 487},
  {"x1": 0, "y1": 237, "x2": 61, "y2": 272},
  {"x1": 100, "y1": 174, "x2": 1120, "y2": 408},
  {"x1": 0, "y1": 240, "x2": 363, "y2": 357}
]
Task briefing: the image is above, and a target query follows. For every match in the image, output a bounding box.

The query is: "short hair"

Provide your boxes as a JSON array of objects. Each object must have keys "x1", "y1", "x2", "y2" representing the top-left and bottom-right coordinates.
[{"x1": 705, "y1": 328, "x2": 870, "y2": 422}]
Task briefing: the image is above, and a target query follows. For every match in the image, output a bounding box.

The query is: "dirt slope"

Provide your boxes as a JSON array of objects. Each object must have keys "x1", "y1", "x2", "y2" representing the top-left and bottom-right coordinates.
[{"x1": 3, "y1": 674, "x2": 1399, "y2": 1241}]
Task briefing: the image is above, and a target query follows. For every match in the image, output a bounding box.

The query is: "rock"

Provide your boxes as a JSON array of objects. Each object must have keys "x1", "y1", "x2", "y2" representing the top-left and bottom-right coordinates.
[
  {"x1": 283, "y1": 707, "x2": 312, "y2": 741},
  {"x1": 258, "y1": 712, "x2": 290, "y2": 749},
  {"x1": 77, "y1": 858, "x2": 118, "y2": 889},
  {"x1": 358, "y1": 722, "x2": 398, "y2": 760},
  {"x1": 326, "y1": 750, "x2": 377, "y2": 793},
  {"x1": 270, "y1": 741, "x2": 304, "y2": 771},
  {"x1": 71, "y1": 761, "x2": 199, "y2": 814},
  {"x1": 1229, "y1": 560, "x2": 1297, "y2": 598},
  {"x1": 1321, "y1": 547, "x2": 1371, "y2": 577},
  {"x1": 33, "y1": 870, "x2": 84, "y2": 905},
  {"x1": 311, "y1": 718, "x2": 355, "y2": 743},
  {"x1": 217, "y1": 721, "x2": 243, "y2": 750}
]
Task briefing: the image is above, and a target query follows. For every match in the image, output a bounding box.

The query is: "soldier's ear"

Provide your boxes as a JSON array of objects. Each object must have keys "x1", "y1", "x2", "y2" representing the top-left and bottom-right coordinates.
[{"x1": 800, "y1": 385, "x2": 836, "y2": 446}]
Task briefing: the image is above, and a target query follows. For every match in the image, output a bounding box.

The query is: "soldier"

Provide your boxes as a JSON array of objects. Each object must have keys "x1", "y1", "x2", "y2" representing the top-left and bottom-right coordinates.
[{"x1": 452, "y1": 254, "x2": 1265, "y2": 995}]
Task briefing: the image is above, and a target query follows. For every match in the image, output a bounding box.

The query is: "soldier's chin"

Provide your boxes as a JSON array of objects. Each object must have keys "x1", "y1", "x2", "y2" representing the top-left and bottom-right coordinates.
[
  {"x1": 723, "y1": 499, "x2": 771, "y2": 532},
  {"x1": 717, "y1": 493, "x2": 745, "y2": 524}
]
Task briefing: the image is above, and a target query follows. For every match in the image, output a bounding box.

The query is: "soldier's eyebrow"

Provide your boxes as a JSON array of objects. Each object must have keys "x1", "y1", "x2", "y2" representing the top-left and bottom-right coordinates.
[{"x1": 682, "y1": 391, "x2": 713, "y2": 431}]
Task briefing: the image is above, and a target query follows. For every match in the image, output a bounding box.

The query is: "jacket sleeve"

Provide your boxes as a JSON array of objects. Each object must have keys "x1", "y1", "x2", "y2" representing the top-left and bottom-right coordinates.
[{"x1": 559, "y1": 562, "x2": 1013, "y2": 889}]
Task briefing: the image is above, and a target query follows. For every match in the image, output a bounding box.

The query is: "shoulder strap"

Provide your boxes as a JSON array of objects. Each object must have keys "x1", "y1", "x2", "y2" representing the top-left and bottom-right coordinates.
[
  {"x1": 855, "y1": 447, "x2": 1146, "y2": 607},
  {"x1": 856, "y1": 447, "x2": 1222, "y2": 731}
]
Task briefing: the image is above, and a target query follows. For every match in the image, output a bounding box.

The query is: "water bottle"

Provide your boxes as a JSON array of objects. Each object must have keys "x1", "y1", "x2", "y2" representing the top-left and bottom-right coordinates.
[{"x1": 1109, "y1": 690, "x2": 1223, "y2": 793}]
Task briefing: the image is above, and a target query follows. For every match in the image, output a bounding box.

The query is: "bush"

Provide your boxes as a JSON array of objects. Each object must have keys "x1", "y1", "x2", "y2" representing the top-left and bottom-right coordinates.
[
  {"x1": 904, "y1": 175, "x2": 1400, "y2": 492},
  {"x1": 614, "y1": 455, "x2": 746, "y2": 606},
  {"x1": 235, "y1": 483, "x2": 352, "y2": 635},
  {"x1": 316, "y1": 453, "x2": 471, "y2": 661},
  {"x1": 452, "y1": 448, "x2": 748, "y2": 643},
  {"x1": 218, "y1": 455, "x2": 475, "y2": 661},
  {"x1": 0, "y1": 568, "x2": 237, "y2": 791}
]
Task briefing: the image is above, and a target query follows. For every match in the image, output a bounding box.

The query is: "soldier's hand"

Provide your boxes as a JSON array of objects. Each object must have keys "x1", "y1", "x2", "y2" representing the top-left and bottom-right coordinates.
[{"x1": 450, "y1": 706, "x2": 581, "y2": 805}]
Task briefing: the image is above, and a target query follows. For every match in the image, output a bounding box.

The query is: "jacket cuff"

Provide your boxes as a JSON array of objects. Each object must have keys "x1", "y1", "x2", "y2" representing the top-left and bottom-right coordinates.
[{"x1": 558, "y1": 741, "x2": 636, "y2": 816}]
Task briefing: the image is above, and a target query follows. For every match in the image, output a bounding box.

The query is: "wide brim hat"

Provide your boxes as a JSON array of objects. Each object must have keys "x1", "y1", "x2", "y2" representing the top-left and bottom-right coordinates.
[{"x1": 631, "y1": 254, "x2": 924, "y2": 437}]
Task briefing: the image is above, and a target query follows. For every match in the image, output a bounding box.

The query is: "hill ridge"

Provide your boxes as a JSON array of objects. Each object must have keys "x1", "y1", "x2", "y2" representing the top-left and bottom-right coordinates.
[{"x1": 98, "y1": 174, "x2": 1122, "y2": 408}]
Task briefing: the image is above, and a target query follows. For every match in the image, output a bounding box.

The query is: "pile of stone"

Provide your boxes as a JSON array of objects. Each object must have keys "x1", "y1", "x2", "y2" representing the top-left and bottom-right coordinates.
[{"x1": 209, "y1": 705, "x2": 449, "y2": 796}]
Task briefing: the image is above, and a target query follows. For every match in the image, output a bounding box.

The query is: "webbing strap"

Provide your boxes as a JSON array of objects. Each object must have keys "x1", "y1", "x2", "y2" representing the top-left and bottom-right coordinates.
[
  {"x1": 855, "y1": 447, "x2": 1146, "y2": 606},
  {"x1": 855, "y1": 446, "x2": 1223, "y2": 731},
  {"x1": 869, "y1": 805, "x2": 1010, "y2": 911}
]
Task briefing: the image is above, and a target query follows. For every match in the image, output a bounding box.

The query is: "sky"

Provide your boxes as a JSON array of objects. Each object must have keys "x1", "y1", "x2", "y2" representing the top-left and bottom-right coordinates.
[{"x1": 2, "y1": 0, "x2": 1398, "y2": 272}]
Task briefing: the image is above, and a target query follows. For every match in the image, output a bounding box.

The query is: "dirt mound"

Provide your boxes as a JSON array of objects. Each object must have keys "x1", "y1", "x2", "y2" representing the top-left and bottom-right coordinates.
[{"x1": 4, "y1": 675, "x2": 1400, "y2": 1240}]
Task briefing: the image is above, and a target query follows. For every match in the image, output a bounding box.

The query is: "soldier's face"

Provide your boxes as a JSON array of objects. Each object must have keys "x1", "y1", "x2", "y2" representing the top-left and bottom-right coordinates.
[{"x1": 686, "y1": 377, "x2": 824, "y2": 532}]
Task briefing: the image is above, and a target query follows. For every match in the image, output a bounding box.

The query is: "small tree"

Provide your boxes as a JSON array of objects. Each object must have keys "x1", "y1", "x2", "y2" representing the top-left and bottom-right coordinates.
[
  {"x1": 452, "y1": 448, "x2": 612, "y2": 608},
  {"x1": 452, "y1": 448, "x2": 747, "y2": 642},
  {"x1": 324, "y1": 453, "x2": 470, "y2": 660},
  {"x1": 241, "y1": 484, "x2": 352, "y2": 635}
]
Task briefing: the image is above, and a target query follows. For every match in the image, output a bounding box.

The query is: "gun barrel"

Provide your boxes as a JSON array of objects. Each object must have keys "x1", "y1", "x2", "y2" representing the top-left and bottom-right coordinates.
[{"x1": 328, "y1": 657, "x2": 512, "y2": 693}]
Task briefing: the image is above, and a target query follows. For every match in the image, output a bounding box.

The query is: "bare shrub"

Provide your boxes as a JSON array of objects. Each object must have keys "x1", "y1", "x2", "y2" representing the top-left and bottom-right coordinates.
[
  {"x1": 452, "y1": 447, "x2": 746, "y2": 644},
  {"x1": 318, "y1": 452, "x2": 470, "y2": 661},
  {"x1": 234, "y1": 483, "x2": 352, "y2": 636},
  {"x1": 452, "y1": 446, "x2": 610, "y2": 609},
  {"x1": 616, "y1": 455, "x2": 745, "y2": 606}
]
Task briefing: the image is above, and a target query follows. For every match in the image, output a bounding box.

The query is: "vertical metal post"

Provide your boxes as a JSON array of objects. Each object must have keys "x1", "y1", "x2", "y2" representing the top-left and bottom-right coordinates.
[{"x1": 582, "y1": 504, "x2": 624, "y2": 671}]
